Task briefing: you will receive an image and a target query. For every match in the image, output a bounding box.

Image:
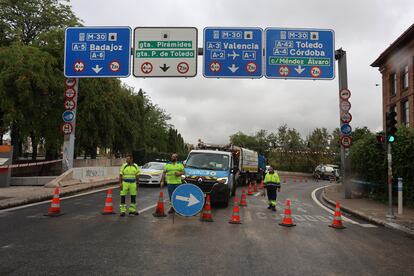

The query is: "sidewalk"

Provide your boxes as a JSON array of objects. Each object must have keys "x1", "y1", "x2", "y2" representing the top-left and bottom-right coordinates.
[
  {"x1": 323, "y1": 184, "x2": 414, "y2": 236},
  {"x1": 0, "y1": 180, "x2": 117, "y2": 210}
]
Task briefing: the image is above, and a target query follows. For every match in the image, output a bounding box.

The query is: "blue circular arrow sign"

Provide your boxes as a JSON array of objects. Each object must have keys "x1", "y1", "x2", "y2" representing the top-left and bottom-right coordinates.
[
  {"x1": 62, "y1": 110, "x2": 75, "y2": 122},
  {"x1": 341, "y1": 124, "x2": 352, "y2": 135},
  {"x1": 171, "y1": 184, "x2": 205, "y2": 217}
]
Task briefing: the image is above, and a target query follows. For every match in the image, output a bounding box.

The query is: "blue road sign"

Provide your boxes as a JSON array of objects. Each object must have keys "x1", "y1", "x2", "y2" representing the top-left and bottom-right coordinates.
[
  {"x1": 62, "y1": 110, "x2": 75, "y2": 123},
  {"x1": 265, "y1": 28, "x2": 335, "y2": 79},
  {"x1": 171, "y1": 184, "x2": 205, "y2": 217},
  {"x1": 203, "y1": 27, "x2": 263, "y2": 78},
  {"x1": 64, "y1": 27, "x2": 131, "y2": 78},
  {"x1": 341, "y1": 124, "x2": 352, "y2": 135}
]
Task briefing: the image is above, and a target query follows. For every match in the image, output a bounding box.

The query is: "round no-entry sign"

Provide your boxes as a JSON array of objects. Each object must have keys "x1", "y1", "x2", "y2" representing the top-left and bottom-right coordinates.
[
  {"x1": 340, "y1": 89, "x2": 351, "y2": 100},
  {"x1": 340, "y1": 136, "x2": 352, "y2": 148}
]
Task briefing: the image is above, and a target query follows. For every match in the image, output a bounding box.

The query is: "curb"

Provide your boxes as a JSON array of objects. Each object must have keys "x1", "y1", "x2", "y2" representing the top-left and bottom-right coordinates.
[
  {"x1": 322, "y1": 189, "x2": 414, "y2": 237},
  {"x1": 0, "y1": 180, "x2": 118, "y2": 210}
]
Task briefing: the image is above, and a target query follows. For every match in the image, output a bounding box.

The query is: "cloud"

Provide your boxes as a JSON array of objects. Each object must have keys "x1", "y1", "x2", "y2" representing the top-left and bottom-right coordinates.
[{"x1": 70, "y1": 0, "x2": 414, "y2": 144}]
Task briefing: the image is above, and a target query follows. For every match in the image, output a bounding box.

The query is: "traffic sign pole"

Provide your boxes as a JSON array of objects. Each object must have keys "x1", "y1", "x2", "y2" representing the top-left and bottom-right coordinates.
[
  {"x1": 62, "y1": 78, "x2": 78, "y2": 172},
  {"x1": 335, "y1": 49, "x2": 351, "y2": 199}
]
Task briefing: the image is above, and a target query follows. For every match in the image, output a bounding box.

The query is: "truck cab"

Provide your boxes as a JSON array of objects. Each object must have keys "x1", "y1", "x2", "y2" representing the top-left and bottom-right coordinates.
[{"x1": 183, "y1": 149, "x2": 235, "y2": 207}]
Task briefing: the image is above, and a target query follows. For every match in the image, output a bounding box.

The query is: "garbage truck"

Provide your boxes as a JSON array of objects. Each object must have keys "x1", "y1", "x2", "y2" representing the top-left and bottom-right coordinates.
[{"x1": 183, "y1": 143, "x2": 264, "y2": 207}]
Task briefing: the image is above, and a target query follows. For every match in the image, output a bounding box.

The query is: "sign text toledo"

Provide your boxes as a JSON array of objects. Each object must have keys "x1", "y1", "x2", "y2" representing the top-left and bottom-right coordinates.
[
  {"x1": 64, "y1": 27, "x2": 131, "y2": 78},
  {"x1": 133, "y1": 27, "x2": 197, "y2": 77},
  {"x1": 204, "y1": 27, "x2": 263, "y2": 78},
  {"x1": 265, "y1": 28, "x2": 335, "y2": 79}
]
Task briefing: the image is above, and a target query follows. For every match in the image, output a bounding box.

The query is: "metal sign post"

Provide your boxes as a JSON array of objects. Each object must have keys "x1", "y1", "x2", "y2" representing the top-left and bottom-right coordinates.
[
  {"x1": 62, "y1": 78, "x2": 79, "y2": 172},
  {"x1": 386, "y1": 143, "x2": 396, "y2": 218},
  {"x1": 335, "y1": 49, "x2": 351, "y2": 199}
]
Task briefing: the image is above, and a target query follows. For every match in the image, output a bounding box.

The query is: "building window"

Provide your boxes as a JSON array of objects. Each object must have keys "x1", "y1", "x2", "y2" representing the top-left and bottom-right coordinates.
[
  {"x1": 401, "y1": 100, "x2": 410, "y2": 127},
  {"x1": 390, "y1": 73, "x2": 397, "y2": 96},
  {"x1": 401, "y1": 65, "x2": 409, "y2": 90}
]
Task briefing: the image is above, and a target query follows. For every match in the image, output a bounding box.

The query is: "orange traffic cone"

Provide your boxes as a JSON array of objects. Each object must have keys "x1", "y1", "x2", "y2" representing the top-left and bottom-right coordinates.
[
  {"x1": 45, "y1": 187, "x2": 63, "y2": 217},
  {"x1": 305, "y1": 177, "x2": 308, "y2": 183},
  {"x1": 279, "y1": 199, "x2": 296, "y2": 227},
  {"x1": 299, "y1": 176, "x2": 303, "y2": 183},
  {"x1": 253, "y1": 182, "x2": 258, "y2": 192},
  {"x1": 240, "y1": 189, "x2": 248, "y2": 207},
  {"x1": 153, "y1": 191, "x2": 167, "y2": 217},
  {"x1": 229, "y1": 197, "x2": 242, "y2": 224},
  {"x1": 200, "y1": 194, "x2": 214, "y2": 222},
  {"x1": 293, "y1": 176, "x2": 297, "y2": 183},
  {"x1": 329, "y1": 202, "x2": 346, "y2": 229},
  {"x1": 247, "y1": 183, "x2": 253, "y2": 195},
  {"x1": 259, "y1": 180, "x2": 264, "y2": 190},
  {"x1": 102, "y1": 188, "x2": 115, "y2": 215}
]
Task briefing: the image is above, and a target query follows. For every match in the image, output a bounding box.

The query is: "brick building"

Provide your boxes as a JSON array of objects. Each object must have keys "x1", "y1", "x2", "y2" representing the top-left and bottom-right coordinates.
[{"x1": 371, "y1": 24, "x2": 414, "y2": 129}]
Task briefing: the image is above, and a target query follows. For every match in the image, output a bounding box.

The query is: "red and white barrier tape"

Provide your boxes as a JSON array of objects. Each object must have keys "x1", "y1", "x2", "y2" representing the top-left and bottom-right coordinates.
[{"x1": 0, "y1": 159, "x2": 62, "y2": 169}]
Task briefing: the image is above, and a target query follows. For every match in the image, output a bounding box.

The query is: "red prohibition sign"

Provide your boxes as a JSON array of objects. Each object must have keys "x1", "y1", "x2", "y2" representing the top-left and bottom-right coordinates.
[
  {"x1": 109, "y1": 60, "x2": 121, "y2": 72},
  {"x1": 246, "y1": 62, "x2": 258, "y2": 73},
  {"x1": 141, "y1": 62, "x2": 153, "y2": 74},
  {"x1": 65, "y1": 78, "x2": 77, "y2": 88},
  {"x1": 73, "y1": 60, "x2": 85, "y2": 72},
  {"x1": 64, "y1": 99, "x2": 76, "y2": 111},
  {"x1": 310, "y1": 66, "x2": 322, "y2": 78},
  {"x1": 177, "y1": 62, "x2": 189, "y2": 74}
]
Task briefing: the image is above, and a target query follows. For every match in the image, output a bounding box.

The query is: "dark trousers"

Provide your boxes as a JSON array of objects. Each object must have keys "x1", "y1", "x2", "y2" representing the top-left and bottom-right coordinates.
[{"x1": 266, "y1": 185, "x2": 277, "y2": 206}]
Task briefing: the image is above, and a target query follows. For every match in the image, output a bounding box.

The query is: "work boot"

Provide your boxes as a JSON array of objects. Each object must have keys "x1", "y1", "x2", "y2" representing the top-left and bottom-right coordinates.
[
  {"x1": 168, "y1": 207, "x2": 175, "y2": 214},
  {"x1": 120, "y1": 212, "x2": 126, "y2": 217},
  {"x1": 129, "y1": 211, "x2": 139, "y2": 216},
  {"x1": 267, "y1": 205, "x2": 272, "y2": 210},
  {"x1": 271, "y1": 206, "x2": 276, "y2": 212}
]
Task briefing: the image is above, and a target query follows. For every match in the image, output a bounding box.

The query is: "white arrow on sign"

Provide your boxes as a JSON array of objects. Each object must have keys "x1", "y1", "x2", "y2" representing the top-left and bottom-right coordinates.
[
  {"x1": 228, "y1": 64, "x2": 239, "y2": 73},
  {"x1": 294, "y1": 65, "x2": 305, "y2": 74},
  {"x1": 228, "y1": 50, "x2": 240, "y2": 60},
  {"x1": 92, "y1": 65, "x2": 103, "y2": 74},
  {"x1": 175, "y1": 194, "x2": 200, "y2": 207}
]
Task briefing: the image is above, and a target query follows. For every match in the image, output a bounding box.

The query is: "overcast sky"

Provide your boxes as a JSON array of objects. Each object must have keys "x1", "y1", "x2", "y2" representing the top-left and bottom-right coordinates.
[{"x1": 71, "y1": 0, "x2": 414, "y2": 145}]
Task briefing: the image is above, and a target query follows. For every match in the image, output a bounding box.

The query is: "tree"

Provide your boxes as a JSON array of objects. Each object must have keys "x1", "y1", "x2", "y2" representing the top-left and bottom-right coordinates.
[{"x1": 0, "y1": 0, "x2": 79, "y2": 46}]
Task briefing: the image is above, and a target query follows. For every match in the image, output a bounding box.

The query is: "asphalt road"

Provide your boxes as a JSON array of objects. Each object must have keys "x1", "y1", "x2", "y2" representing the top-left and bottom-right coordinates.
[{"x1": 0, "y1": 180, "x2": 413, "y2": 276}]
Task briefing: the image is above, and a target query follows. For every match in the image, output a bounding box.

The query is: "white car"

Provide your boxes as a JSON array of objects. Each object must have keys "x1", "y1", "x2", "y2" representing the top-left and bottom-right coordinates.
[{"x1": 138, "y1": 162, "x2": 166, "y2": 186}]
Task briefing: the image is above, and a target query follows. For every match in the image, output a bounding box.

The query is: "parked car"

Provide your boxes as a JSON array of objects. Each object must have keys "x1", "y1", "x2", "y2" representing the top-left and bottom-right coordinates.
[
  {"x1": 138, "y1": 162, "x2": 166, "y2": 186},
  {"x1": 314, "y1": 164, "x2": 339, "y2": 180}
]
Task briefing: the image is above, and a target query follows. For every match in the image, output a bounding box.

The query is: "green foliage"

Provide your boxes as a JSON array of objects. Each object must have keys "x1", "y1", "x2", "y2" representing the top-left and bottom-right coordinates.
[
  {"x1": 0, "y1": 0, "x2": 187, "y2": 161},
  {"x1": 230, "y1": 125, "x2": 337, "y2": 173},
  {"x1": 349, "y1": 126, "x2": 414, "y2": 206}
]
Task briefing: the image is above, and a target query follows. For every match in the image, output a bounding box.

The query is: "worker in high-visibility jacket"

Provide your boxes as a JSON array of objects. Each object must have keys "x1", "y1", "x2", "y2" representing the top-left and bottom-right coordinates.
[
  {"x1": 119, "y1": 154, "x2": 140, "y2": 217},
  {"x1": 161, "y1": 153, "x2": 185, "y2": 214},
  {"x1": 264, "y1": 166, "x2": 281, "y2": 211}
]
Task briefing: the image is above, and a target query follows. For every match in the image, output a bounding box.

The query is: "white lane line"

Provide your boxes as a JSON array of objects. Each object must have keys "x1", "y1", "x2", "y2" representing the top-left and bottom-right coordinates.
[
  {"x1": 360, "y1": 224, "x2": 378, "y2": 228},
  {"x1": 138, "y1": 204, "x2": 157, "y2": 213},
  {"x1": 0, "y1": 186, "x2": 118, "y2": 213},
  {"x1": 311, "y1": 185, "x2": 359, "y2": 225}
]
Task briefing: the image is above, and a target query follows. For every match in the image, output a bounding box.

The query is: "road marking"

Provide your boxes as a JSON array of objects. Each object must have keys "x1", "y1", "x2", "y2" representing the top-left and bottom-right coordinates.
[
  {"x1": 138, "y1": 204, "x2": 157, "y2": 214},
  {"x1": 254, "y1": 192, "x2": 261, "y2": 197},
  {"x1": 1, "y1": 243, "x2": 14, "y2": 249},
  {"x1": 311, "y1": 185, "x2": 359, "y2": 225},
  {"x1": 0, "y1": 185, "x2": 118, "y2": 213},
  {"x1": 360, "y1": 224, "x2": 378, "y2": 228}
]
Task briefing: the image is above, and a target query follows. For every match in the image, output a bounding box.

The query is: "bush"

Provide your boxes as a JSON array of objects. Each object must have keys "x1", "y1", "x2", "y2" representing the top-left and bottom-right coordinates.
[{"x1": 349, "y1": 126, "x2": 414, "y2": 207}]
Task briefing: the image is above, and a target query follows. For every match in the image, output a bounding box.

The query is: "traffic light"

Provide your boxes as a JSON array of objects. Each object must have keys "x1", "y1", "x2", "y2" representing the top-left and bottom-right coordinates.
[
  {"x1": 385, "y1": 111, "x2": 397, "y2": 143},
  {"x1": 376, "y1": 134, "x2": 385, "y2": 149}
]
